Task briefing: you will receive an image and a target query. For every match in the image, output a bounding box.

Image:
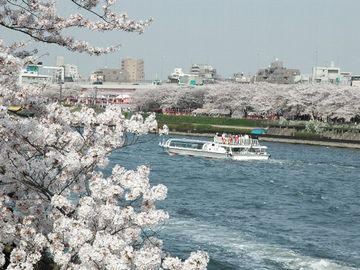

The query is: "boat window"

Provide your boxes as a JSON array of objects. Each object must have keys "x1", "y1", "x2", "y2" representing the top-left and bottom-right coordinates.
[{"x1": 169, "y1": 140, "x2": 204, "y2": 149}]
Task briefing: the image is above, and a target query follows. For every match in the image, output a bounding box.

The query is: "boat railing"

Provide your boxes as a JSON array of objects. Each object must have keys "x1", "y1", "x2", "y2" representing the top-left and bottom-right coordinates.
[
  {"x1": 214, "y1": 135, "x2": 260, "y2": 147},
  {"x1": 159, "y1": 138, "x2": 170, "y2": 147}
]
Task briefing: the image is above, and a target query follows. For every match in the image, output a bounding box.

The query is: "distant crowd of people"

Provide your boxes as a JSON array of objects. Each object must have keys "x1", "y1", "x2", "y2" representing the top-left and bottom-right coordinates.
[{"x1": 214, "y1": 133, "x2": 258, "y2": 146}]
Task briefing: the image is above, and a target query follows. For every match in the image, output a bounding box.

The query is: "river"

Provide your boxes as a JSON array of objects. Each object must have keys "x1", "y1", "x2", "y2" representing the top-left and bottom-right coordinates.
[{"x1": 105, "y1": 134, "x2": 360, "y2": 270}]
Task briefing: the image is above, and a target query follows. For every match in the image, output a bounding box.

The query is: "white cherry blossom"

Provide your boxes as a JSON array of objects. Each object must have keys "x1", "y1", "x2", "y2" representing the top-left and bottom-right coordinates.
[
  {"x1": 134, "y1": 82, "x2": 360, "y2": 122},
  {"x1": 0, "y1": 1, "x2": 208, "y2": 269}
]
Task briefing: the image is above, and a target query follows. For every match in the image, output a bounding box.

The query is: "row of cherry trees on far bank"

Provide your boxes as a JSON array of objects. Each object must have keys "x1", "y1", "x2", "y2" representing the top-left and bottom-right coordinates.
[
  {"x1": 133, "y1": 83, "x2": 360, "y2": 124},
  {"x1": 0, "y1": 1, "x2": 208, "y2": 269}
]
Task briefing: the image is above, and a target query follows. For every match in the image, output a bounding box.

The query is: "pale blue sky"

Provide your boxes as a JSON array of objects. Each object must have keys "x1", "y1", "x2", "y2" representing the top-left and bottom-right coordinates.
[{"x1": 2, "y1": 0, "x2": 360, "y2": 79}]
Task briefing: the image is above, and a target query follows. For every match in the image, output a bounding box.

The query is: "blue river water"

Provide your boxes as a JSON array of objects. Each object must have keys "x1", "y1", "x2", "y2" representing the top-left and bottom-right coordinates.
[{"x1": 106, "y1": 134, "x2": 360, "y2": 270}]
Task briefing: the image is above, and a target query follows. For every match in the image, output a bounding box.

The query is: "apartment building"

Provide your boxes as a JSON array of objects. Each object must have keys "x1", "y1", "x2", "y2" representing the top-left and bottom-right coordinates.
[
  {"x1": 312, "y1": 62, "x2": 341, "y2": 84},
  {"x1": 121, "y1": 58, "x2": 145, "y2": 82},
  {"x1": 255, "y1": 59, "x2": 300, "y2": 84},
  {"x1": 190, "y1": 64, "x2": 217, "y2": 83},
  {"x1": 90, "y1": 68, "x2": 124, "y2": 83}
]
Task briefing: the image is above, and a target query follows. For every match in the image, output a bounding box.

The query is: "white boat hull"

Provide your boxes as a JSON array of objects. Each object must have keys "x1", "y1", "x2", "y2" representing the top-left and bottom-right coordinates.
[
  {"x1": 160, "y1": 137, "x2": 270, "y2": 161},
  {"x1": 165, "y1": 147, "x2": 229, "y2": 159},
  {"x1": 164, "y1": 147, "x2": 270, "y2": 160}
]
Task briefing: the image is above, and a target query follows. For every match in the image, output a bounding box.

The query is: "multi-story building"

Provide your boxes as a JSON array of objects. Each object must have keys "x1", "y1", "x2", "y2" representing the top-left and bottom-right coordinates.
[
  {"x1": 20, "y1": 65, "x2": 53, "y2": 85},
  {"x1": 55, "y1": 56, "x2": 65, "y2": 67},
  {"x1": 90, "y1": 68, "x2": 124, "y2": 83},
  {"x1": 340, "y1": 72, "x2": 352, "y2": 85},
  {"x1": 232, "y1": 72, "x2": 251, "y2": 83},
  {"x1": 312, "y1": 62, "x2": 341, "y2": 84},
  {"x1": 168, "y1": 68, "x2": 185, "y2": 83},
  {"x1": 351, "y1": 75, "x2": 360, "y2": 86},
  {"x1": 121, "y1": 58, "x2": 145, "y2": 82},
  {"x1": 312, "y1": 62, "x2": 353, "y2": 85},
  {"x1": 54, "y1": 56, "x2": 80, "y2": 82},
  {"x1": 190, "y1": 64, "x2": 217, "y2": 83},
  {"x1": 255, "y1": 59, "x2": 300, "y2": 84},
  {"x1": 178, "y1": 74, "x2": 203, "y2": 86},
  {"x1": 64, "y1": 64, "x2": 80, "y2": 82},
  {"x1": 167, "y1": 67, "x2": 203, "y2": 85},
  {"x1": 20, "y1": 64, "x2": 67, "y2": 85}
]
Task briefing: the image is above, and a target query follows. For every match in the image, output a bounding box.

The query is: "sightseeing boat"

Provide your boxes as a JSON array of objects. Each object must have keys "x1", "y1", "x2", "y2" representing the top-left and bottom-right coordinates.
[{"x1": 159, "y1": 134, "x2": 270, "y2": 161}]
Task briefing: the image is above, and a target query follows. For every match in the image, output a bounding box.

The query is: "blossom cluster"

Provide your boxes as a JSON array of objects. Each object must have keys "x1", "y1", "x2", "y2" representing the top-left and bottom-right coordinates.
[
  {"x1": 134, "y1": 82, "x2": 360, "y2": 122},
  {"x1": 0, "y1": 101, "x2": 208, "y2": 269},
  {"x1": 0, "y1": 1, "x2": 208, "y2": 269},
  {"x1": 46, "y1": 165, "x2": 171, "y2": 269},
  {"x1": 0, "y1": 0, "x2": 152, "y2": 55}
]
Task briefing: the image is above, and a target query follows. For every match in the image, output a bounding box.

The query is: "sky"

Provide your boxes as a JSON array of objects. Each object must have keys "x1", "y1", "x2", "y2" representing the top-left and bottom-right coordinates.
[{"x1": 2, "y1": 0, "x2": 360, "y2": 80}]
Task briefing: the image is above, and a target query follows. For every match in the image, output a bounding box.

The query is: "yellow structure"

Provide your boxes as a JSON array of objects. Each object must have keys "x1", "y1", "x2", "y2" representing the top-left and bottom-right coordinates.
[{"x1": 121, "y1": 58, "x2": 144, "y2": 82}]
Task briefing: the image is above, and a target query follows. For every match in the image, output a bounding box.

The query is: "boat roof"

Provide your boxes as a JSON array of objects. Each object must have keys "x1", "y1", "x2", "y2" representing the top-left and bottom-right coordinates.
[
  {"x1": 167, "y1": 138, "x2": 209, "y2": 143},
  {"x1": 223, "y1": 144, "x2": 267, "y2": 149},
  {"x1": 166, "y1": 138, "x2": 267, "y2": 148}
]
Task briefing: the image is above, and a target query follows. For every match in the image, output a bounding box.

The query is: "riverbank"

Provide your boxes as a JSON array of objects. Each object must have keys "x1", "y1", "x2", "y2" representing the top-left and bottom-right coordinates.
[
  {"x1": 259, "y1": 136, "x2": 360, "y2": 149},
  {"x1": 167, "y1": 131, "x2": 360, "y2": 149},
  {"x1": 158, "y1": 114, "x2": 360, "y2": 149}
]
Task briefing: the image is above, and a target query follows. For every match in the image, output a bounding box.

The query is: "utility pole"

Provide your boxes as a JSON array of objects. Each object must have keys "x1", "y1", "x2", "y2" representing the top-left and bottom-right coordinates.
[
  {"x1": 59, "y1": 83, "x2": 63, "y2": 103},
  {"x1": 161, "y1": 56, "x2": 165, "y2": 81},
  {"x1": 93, "y1": 86, "x2": 98, "y2": 106},
  {"x1": 58, "y1": 66, "x2": 64, "y2": 104}
]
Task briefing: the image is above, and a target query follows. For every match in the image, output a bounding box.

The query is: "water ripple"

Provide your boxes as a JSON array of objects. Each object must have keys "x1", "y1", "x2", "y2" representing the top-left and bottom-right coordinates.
[{"x1": 108, "y1": 134, "x2": 360, "y2": 269}]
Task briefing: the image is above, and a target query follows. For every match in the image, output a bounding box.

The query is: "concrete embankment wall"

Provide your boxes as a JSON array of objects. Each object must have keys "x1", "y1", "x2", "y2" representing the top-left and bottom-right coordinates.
[
  {"x1": 167, "y1": 126, "x2": 360, "y2": 142},
  {"x1": 266, "y1": 127, "x2": 360, "y2": 142},
  {"x1": 167, "y1": 128, "x2": 360, "y2": 149},
  {"x1": 259, "y1": 137, "x2": 360, "y2": 149}
]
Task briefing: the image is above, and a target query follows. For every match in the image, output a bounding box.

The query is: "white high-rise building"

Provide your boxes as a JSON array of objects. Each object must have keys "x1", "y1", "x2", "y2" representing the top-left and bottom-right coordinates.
[
  {"x1": 55, "y1": 56, "x2": 64, "y2": 67},
  {"x1": 312, "y1": 61, "x2": 341, "y2": 84},
  {"x1": 55, "y1": 56, "x2": 80, "y2": 82},
  {"x1": 64, "y1": 64, "x2": 80, "y2": 82},
  {"x1": 190, "y1": 64, "x2": 217, "y2": 83}
]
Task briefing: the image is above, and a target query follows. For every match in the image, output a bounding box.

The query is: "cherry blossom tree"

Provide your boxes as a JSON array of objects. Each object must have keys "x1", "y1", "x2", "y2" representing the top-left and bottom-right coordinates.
[
  {"x1": 0, "y1": 1, "x2": 208, "y2": 269},
  {"x1": 134, "y1": 82, "x2": 360, "y2": 122},
  {"x1": 134, "y1": 85, "x2": 205, "y2": 112}
]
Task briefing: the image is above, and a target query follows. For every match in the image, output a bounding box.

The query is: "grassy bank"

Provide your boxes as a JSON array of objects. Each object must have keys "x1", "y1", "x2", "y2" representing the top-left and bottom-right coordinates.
[
  {"x1": 156, "y1": 114, "x2": 265, "y2": 127},
  {"x1": 156, "y1": 114, "x2": 265, "y2": 134},
  {"x1": 156, "y1": 114, "x2": 360, "y2": 144}
]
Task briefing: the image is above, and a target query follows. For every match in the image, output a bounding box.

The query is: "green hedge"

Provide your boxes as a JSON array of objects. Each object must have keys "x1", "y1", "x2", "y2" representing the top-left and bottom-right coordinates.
[{"x1": 159, "y1": 122, "x2": 252, "y2": 135}]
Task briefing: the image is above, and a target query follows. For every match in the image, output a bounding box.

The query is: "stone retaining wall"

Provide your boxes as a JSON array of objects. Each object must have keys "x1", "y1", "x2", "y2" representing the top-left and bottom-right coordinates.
[{"x1": 267, "y1": 127, "x2": 360, "y2": 142}]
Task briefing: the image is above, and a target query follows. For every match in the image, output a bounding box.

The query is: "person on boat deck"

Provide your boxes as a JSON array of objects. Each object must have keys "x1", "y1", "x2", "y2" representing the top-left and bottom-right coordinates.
[
  {"x1": 244, "y1": 134, "x2": 249, "y2": 145},
  {"x1": 228, "y1": 135, "x2": 233, "y2": 144},
  {"x1": 222, "y1": 133, "x2": 227, "y2": 144},
  {"x1": 235, "y1": 134, "x2": 239, "y2": 144}
]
